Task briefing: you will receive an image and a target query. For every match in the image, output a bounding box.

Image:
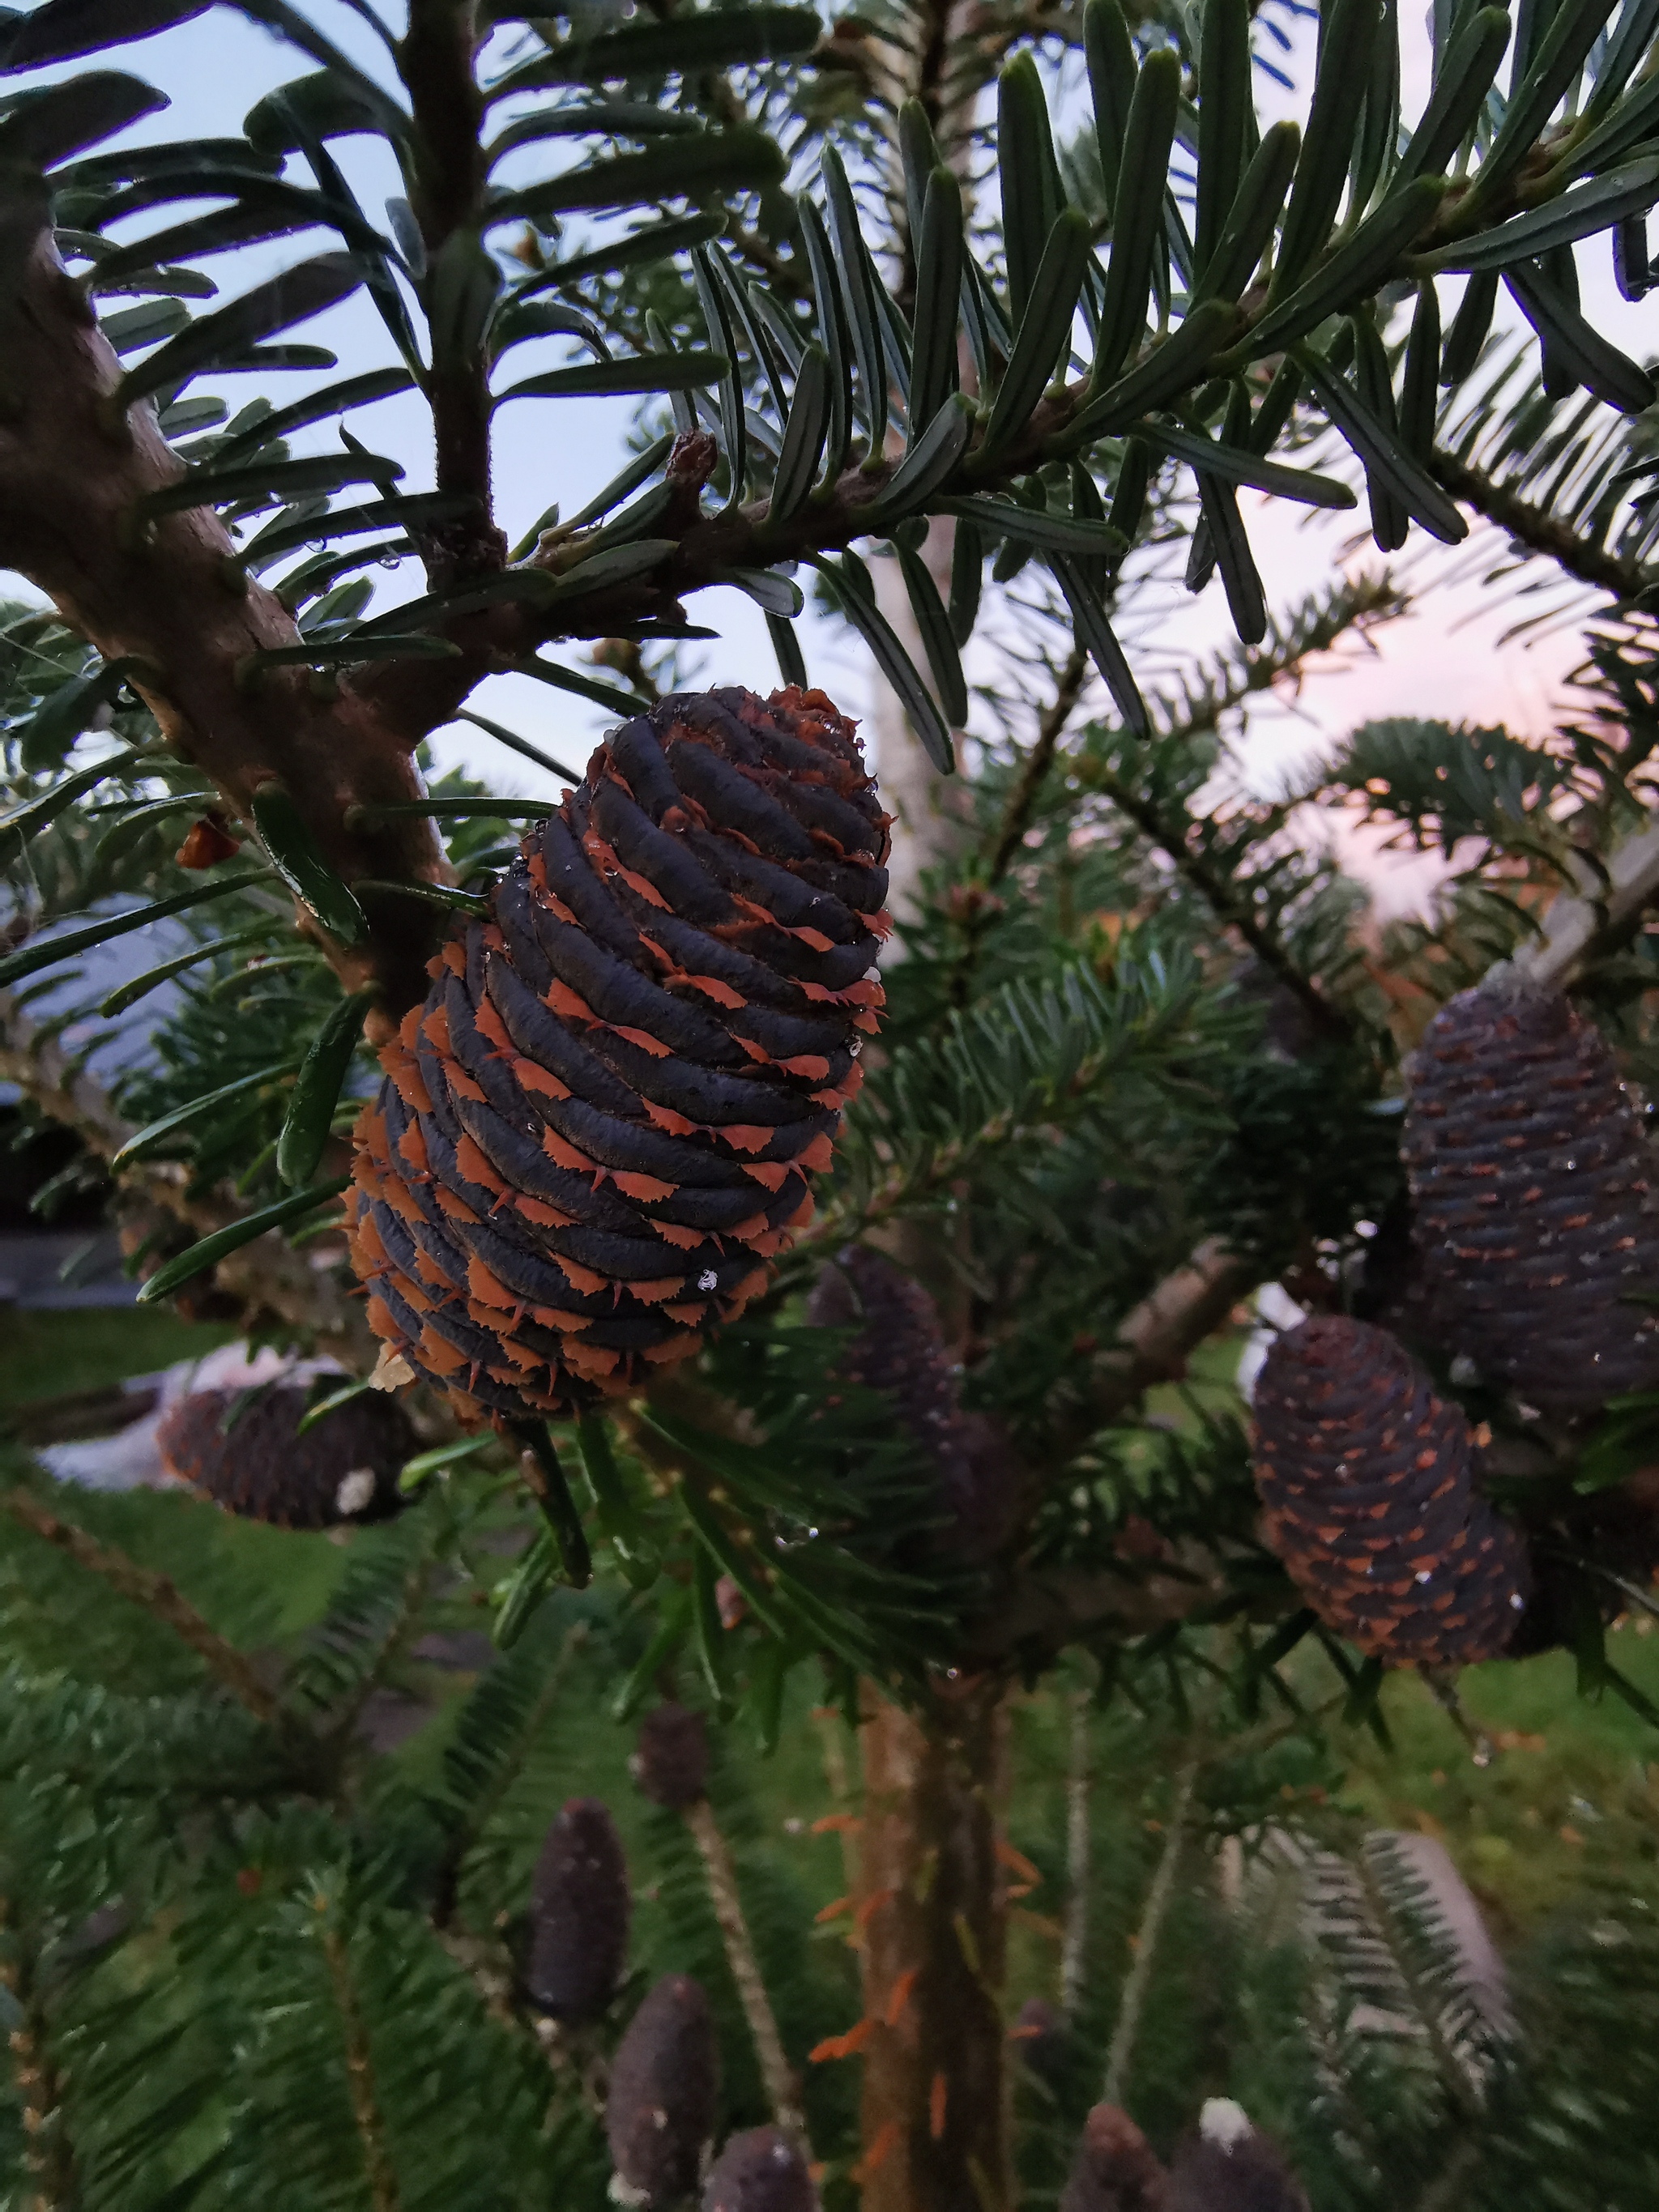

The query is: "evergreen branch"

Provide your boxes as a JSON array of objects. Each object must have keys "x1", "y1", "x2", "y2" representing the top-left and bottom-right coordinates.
[
  {"x1": 1090, "y1": 1238, "x2": 1258, "y2": 1424},
  {"x1": 313, "y1": 1550, "x2": 444, "y2": 1758},
  {"x1": 820, "y1": 953, "x2": 1219, "y2": 1241},
  {"x1": 1085, "y1": 757, "x2": 1351, "y2": 1039},
  {"x1": 1353, "y1": 1847, "x2": 1490, "y2": 2125},
  {"x1": 0, "y1": 989, "x2": 377, "y2": 1362},
  {"x1": 1101, "y1": 1744, "x2": 1201, "y2": 2103},
  {"x1": 0, "y1": 1903, "x2": 78, "y2": 2212},
  {"x1": 429, "y1": 1620, "x2": 590, "y2": 1931},
  {"x1": 1511, "y1": 809, "x2": 1659, "y2": 987},
  {"x1": 0, "y1": 1489, "x2": 282, "y2": 1725},
  {"x1": 683, "y1": 1795, "x2": 808, "y2": 2143},
  {"x1": 1430, "y1": 445, "x2": 1651, "y2": 602},
  {"x1": 321, "y1": 1924, "x2": 403, "y2": 2212},
  {"x1": 0, "y1": 215, "x2": 452, "y2": 1021}
]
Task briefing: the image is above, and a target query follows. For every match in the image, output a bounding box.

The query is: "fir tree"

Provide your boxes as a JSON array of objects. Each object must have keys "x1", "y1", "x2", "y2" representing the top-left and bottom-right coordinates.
[{"x1": 2, "y1": 0, "x2": 1659, "y2": 2206}]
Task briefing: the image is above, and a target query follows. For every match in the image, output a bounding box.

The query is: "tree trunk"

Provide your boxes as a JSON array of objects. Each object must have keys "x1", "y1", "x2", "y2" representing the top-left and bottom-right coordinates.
[{"x1": 855, "y1": 1676, "x2": 1011, "y2": 2212}]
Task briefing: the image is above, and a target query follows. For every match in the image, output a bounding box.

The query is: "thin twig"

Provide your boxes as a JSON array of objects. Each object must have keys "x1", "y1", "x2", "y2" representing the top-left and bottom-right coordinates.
[
  {"x1": 944, "y1": 646, "x2": 1090, "y2": 1008},
  {"x1": 683, "y1": 1795, "x2": 808, "y2": 2145},
  {"x1": 1430, "y1": 446, "x2": 1651, "y2": 604},
  {"x1": 1101, "y1": 1750, "x2": 1201, "y2": 2106},
  {"x1": 1086, "y1": 760, "x2": 1351, "y2": 1041},
  {"x1": 987, "y1": 645, "x2": 1090, "y2": 887},
  {"x1": 2, "y1": 1488, "x2": 281, "y2": 1725},
  {"x1": 1, "y1": 1900, "x2": 78, "y2": 2212},
  {"x1": 322, "y1": 1924, "x2": 403, "y2": 2212},
  {"x1": 1060, "y1": 1686, "x2": 1092, "y2": 2020}
]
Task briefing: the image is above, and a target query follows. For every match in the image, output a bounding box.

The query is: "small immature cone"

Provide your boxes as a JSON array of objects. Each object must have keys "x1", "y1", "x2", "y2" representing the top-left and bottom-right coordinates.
[
  {"x1": 1168, "y1": 2100, "x2": 1307, "y2": 2212},
  {"x1": 348, "y1": 687, "x2": 889, "y2": 1426},
  {"x1": 1010, "y1": 1996, "x2": 1068, "y2": 2086},
  {"x1": 1060, "y1": 2103, "x2": 1171, "y2": 2212},
  {"x1": 806, "y1": 1246, "x2": 1020, "y2": 1561},
  {"x1": 156, "y1": 1383, "x2": 413, "y2": 1529},
  {"x1": 1405, "y1": 975, "x2": 1659, "y2": 1413},
  {"x1": 633, "y1": 1703, "x2": 709, "y2": 1809},
  {"x1": 701, "y1": 2126, "x2": 818, "y2": 2212},
  {"x1": 523, "y1": 1798, "x2": 629, "y2": 2022},
  {"x1": 1252, "y1": 1316, "x2": 1530, "y2": 1667},
  {"x1": 607, "y1": 1974, "x2": 720, "y2": 2208}
]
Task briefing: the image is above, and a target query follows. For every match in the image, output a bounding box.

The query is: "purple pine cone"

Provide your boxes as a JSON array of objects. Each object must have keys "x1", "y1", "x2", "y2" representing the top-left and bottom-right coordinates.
[
  {"x1": 1405, "y1": 976, "x2": 1659, "y2": 1413},
  {"x1": 633, "y1": 1703, "x2": 709, "y2": 1809},
  {"x1": 524, "y1": 1798, "x2": 629, "y2": 2022},
  {"x1": 702, "y1": 2125, "x2": 817, "y2": 2212},
  {"x1": 1060, "y1": 2103, "x2": 1171, "y2": 2212},
  {"x1": 807, "y1": 1246, "x2": 1021, "y2": 1562},
  {"x1": 607, "y1": 1974, "x2": 720, "y2": 2206}
]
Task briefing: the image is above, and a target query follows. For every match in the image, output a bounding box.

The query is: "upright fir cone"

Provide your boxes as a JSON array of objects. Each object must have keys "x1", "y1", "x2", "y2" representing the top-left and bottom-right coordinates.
[
  {"x1": 1405, "y1": 974, "x2": 1659, "y2": 1413},
  {"x1": 702, "y1": 2126, "x2": 818, "y2": 2212},
  {"x1": 156, "y1": 1383, "x2": 412, "y2": 1529},
  {"x1": 633, "y1": 1703, "x2": 709, "y2": 1809},
  {"x1": 806, "y1": 1246, "x2": 1021, "y2": 1561},
  {"x1": 348, "y1": 688, "x2": 889, "y2": 1426},
  {"x1": 1252, "y1": 1316, "x2": 1530, "y2": 1667},
  {"x1": 1168, "y1": 2100, "x2": 1308, "y2": 2212},
  {"x1": 522, "y1": 1798, "x2": 629, "y2": 2022},
  {"x1": 1059, "y1": 2103, "x2": 1171, "y2": 2212},
  {"x1": 607, "y1": 1973, "x2": 720, "y2": 2207}
]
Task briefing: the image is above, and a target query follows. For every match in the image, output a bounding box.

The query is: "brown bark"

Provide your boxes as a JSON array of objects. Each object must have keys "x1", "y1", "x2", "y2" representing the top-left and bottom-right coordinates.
[
  {"x1": 403, "y1": 0, "x2": 502, "y2": 582},
  {"x1": 855, "y1": 1678, "x2": 1011, "y2": 2212},
  {"x1": 0, "y1": 198, "x2": 450, "y2": 1021}
]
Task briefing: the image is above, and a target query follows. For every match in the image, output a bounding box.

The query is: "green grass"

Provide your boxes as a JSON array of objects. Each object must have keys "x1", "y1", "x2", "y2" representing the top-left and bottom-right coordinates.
[
  {"x1": 0, "y1": 1306, "x2": 237, "y2": 1414},
  {"x1": 1337, "y1": 1630, "x2": 1659, "y2": 1937}
]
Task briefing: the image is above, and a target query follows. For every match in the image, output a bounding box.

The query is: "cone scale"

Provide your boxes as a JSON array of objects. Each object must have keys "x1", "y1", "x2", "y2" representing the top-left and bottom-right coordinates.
[{"x1": 347, "y1": 688, "x2": 889, "y2": 1425}]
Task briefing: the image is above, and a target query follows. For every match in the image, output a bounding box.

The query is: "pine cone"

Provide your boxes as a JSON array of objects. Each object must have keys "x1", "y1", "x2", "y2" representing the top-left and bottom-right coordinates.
[
  {"x1": 156, "y1": 1383, "x2": 412, "y2": 1528},
  {"x1": 1252, "y1": 1316, "x2": 1530, "y2": 1667},
  {"x1": 1060, "y1": 2103, "x2": 1171, "y2": 2212},
  {"x1": 633, "y1": 1703, "x2": 709, "y2": 1809},
  {"x1": 1169, "y1": 2102, "x2": 1307, "y2": 2212},
  {"x1": 523, "y1": 1798, "x2": 629, "y2": 2022},
  {"x1": 348, "y1": 688, "x2": 889, "y2": 1426},
  {"x1": 607, "y1": 1974, "x2": 720, "y2": 2207},
  {"x1": 806, "y1": 1246, "x2": 1021, "y2": 1561},
  {"x1": 702, "y1": 2126, "x2": 818, "y2": 2212},
  {"x1": 1404, "y1": 975, "x2": 1659, "y2": 1413}
]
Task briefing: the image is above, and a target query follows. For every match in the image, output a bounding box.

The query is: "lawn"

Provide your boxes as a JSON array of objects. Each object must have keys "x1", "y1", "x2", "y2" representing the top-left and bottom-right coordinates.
[{"x1": 0, "y1": 1305, "x2": 237, "y2": 1416}]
